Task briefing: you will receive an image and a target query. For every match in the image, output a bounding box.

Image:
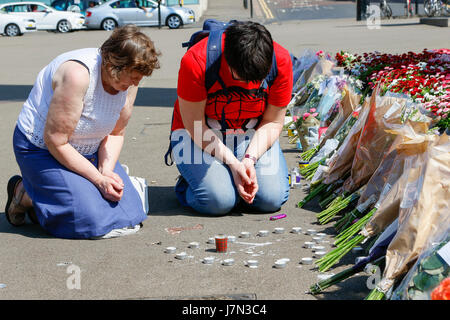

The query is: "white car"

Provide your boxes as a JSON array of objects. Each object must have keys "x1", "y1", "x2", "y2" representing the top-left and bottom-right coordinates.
[
  {"x1": 0, "y1": 1, "x2": 86, "y2": 33},
  {"x1": 0, "y1": 9, "x2": 36, "y2": 36},
  {"x1": 85, "y1": 0, "x2": 195, "y2": 30}
]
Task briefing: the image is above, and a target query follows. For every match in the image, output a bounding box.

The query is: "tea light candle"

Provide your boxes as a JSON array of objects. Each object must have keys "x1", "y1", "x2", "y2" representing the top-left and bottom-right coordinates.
[
  {"x1": 274, "y1": 259, "x2": 288, "y2": 269},
  {"x1": 312, "y1": 236, "x2": 323, "y2": 243},
  {"x1": 203, "y1": 257, "x2": 215, "y2": 264},
  {"x1": 301, "y1": 257, "x2": 313, "y2": 265},
  {"x1": 188, "y1": 242, "x2": 199, "y2": 249},
  {"x1": 246, "y1": 260, "x2": 259, "y2": 268},
  {"x1": 312, "y1": 245, "x2": 326, "y2": 252},
  {"x1": 258, "y1": 230, "x2": 269, "y2": 237},
  {"x1": 291, "y1": 227, "x2": 302, "y2": 234},
  {"x1": 175, "y1": 252, "x2": 187, "y2": 260},
  {"x1": 240, "y1": 231, "x2": 251, "y2": 238},
  {"x1": 165, "y1": 247, "x2": 176, "y2": 254},
  {"x1": 316, "y1": 233, "x2": 327, "y2": 239},
  {"x1": 222, "y1": 258, "x2": 235, "y2": 266},
  {"x1": 273, "y1": 227, "x2": 285, "y2": 234},
  {"x1": 303, "y1": 241, "x2": 315, "y2": 249},
  {"x1": 314, "y1": 251, "x2": 326, "y2": 258}
]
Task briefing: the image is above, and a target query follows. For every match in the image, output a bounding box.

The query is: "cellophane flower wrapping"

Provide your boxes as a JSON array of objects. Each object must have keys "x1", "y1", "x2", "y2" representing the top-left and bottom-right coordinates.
[
  {"x1": 362, "y1": 120, "x2": 436, "y2": 238},
  {"x1": 378, "y1": 133, "x2": 450, "y2": 296},
  {"x1": 354, "y1": 100, "x2": 432, "y2": 208},
  {"x1": 342, "y1": 89, "x2": 409, "y2": 194},
  {"x1": 319, "y1": 84, "x2": 361, "y2": 148},
  {"x1": 323, "y1": 95, "x2": 371, "y2": 185},
  {"x1": 292, "y1": 54, "x2": 334, "y2": 98},
  {"x1": 291, "y1": 49, "x2": 320, "y2": 94},
  {"x1": 391, "y1": 229, "x2": 450, "y2": 300}
]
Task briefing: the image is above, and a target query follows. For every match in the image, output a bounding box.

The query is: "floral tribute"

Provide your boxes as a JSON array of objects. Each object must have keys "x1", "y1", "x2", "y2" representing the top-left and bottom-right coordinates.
[{"x1": 335, "y1": 49, "x2": 450, "y2": 129}]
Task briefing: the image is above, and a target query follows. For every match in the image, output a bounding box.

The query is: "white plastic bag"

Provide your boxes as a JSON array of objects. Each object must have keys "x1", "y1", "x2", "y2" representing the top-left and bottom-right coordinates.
[{"x1": 122, "y1": 164, "x2": 149, "y2": 214}]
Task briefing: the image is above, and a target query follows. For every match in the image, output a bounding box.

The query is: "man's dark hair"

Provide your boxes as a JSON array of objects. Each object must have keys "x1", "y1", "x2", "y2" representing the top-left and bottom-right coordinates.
[{"x1": 224, "y1": 21, "x2": 274, "y2": 82}]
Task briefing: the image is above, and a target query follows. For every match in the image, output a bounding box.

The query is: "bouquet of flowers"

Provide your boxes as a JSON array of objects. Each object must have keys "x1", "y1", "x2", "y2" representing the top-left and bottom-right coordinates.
[
  {"x1": 341, "y1": 91, "x2": 409, "y2": 194},
  {"x1": 366, "y1": 133, "x2": 450, "y2": 300},
  {"x1": 391, "y1": 231, "x2": 449, "y2": 300},
  {"x1": 319, "y1": 84, "x2": 361, "y2": 147},
  {"x1": 323, "y1": 96, "x2": 371, "y2": 185}
]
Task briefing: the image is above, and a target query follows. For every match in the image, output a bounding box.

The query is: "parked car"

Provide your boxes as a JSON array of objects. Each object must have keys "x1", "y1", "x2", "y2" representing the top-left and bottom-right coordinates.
[
  {"x1": 0, "y1": 1, "x2": 85, "y2": 33},
  {"x1": 0, "y1": 9, "x2": 36, "y2": 36},
  {"x1": 84, "y1": 0, "x2": 195, "y2": 30},
  {"x1": 50, "y1": 0, "x2": 102, "y2": 16}
]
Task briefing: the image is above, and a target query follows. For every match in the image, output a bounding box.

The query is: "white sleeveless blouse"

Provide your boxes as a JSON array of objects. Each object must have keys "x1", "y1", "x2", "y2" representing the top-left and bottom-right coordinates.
[{"x1": 17, "y1": 48, "x2": 128, "y2": 155}]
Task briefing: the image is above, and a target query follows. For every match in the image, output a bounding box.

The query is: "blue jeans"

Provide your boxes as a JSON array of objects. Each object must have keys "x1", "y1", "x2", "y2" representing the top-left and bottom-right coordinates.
[{"x1": 170, "y1": 129, "x2": 290, "y2": 215}]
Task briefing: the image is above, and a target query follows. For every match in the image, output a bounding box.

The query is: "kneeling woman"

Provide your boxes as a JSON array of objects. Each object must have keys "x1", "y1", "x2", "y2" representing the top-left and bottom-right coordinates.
[{"x1": 5, "y1": 25, "x2": 160, "y2": 239}]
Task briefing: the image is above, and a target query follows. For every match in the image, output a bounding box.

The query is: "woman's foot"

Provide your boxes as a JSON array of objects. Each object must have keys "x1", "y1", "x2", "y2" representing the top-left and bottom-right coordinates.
[{"x1": 5, "y1": 175, "x2": 31, "y2": 226}]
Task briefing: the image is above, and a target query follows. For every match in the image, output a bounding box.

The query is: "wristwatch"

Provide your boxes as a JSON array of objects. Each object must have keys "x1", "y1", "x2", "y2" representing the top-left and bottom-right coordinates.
[{"x1": 244, "y1": 154, "x2": 257, "y2": 164}]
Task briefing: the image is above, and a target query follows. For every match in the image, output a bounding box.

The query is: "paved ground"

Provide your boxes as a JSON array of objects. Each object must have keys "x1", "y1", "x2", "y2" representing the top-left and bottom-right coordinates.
[
  {"x1": 0, "y1": 0, "x2": 449, "y2": 301},
  {"x1": 263, "y1": 0, "x2": 444, "y2": 21}
]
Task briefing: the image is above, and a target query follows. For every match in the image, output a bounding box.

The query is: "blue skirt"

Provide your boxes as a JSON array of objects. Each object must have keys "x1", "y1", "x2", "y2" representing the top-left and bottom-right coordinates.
[{"x1": 13, "y1": 126, "x2": 147, "y2": 239}]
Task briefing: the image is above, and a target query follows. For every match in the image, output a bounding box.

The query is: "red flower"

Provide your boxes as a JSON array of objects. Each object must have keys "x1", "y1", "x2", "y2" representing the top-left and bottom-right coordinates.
[{"x1": 431, "y1": 278, "x2": 450, "y2": 300}]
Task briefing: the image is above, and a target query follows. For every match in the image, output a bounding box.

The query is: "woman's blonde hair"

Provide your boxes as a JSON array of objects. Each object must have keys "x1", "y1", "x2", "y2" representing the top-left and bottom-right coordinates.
[{"x1": 100, "y1": 24, "x2": 161, "y2": 80}]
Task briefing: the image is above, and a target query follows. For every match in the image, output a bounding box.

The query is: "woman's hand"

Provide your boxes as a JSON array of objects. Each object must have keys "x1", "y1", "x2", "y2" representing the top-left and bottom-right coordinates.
[
  {"x1": 95, "y1": 174, "x2": 124, "y2": 202},
  {"x1": 101, "y1": 169, "x2": 124, "y2": 188},
  {"x1": 229, "y1": 160, "x2": 258, "y2": 204}
]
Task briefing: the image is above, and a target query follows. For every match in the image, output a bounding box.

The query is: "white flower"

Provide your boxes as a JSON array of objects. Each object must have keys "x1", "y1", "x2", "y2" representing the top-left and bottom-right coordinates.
[
  {"x1": 416, "y1": 62, "x2": 427, "y2": 69},
  {"x1": 356, "y1": 80, "x2": 363, "y2": 89}
]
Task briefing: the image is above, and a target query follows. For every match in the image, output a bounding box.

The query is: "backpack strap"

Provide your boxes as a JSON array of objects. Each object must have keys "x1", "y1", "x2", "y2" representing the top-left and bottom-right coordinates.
[
  {"x1": 205, "y1": 29, "x2": 226, "y2": 92},
  {"x1": 205, "y1": 29, "x2": 232, "y2": 133},
  {"x1": 164, "y1": 112, "x2": 175, "y2": 166},
  {"x1": 260, "y1": 51, "x2": 278, "y2": 91}
]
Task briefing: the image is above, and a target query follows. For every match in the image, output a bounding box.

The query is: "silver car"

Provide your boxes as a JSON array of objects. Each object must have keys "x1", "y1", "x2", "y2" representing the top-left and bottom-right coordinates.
[{"x1": 84, "y1": 0, "x2": 195, "y2": 30}]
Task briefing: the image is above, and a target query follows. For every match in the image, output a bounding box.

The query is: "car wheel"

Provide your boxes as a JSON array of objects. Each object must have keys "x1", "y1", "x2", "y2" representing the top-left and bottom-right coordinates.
[
  {"x1": 101, "y1": 18, "x2": 117, "y2": 31},
  {"x1": 5, "y1": 23, "x2": 21, "y2": 37},
  {"x1": 166, "y1": 14, "x2": 182, "y2": 29},
  {"x1": 57, "y1": 20, "x2": 71, "y2": 33}
]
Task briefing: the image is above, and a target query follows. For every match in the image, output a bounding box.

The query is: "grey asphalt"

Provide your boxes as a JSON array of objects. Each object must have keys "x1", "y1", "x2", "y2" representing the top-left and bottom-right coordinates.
[
  {"x1": 0, "y1": 0, "x2": 449, "y2": 301},
  {"x1": 265, "y1": 0, "x2": 442, "y2": 21}
]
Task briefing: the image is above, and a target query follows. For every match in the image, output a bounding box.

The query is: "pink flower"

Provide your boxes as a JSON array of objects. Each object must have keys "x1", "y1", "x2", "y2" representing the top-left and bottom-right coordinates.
[
  {"x1": 310, "y1": 108, "x2": 316, "y2": 113},
  {"x1": 303, "y1": 112, "x2": 311, "y2": 121}
]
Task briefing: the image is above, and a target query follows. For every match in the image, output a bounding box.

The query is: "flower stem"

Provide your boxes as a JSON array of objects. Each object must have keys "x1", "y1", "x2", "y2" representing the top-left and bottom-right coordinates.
[
  {"x1": 365, "y1": 288, "x2": 385, "y2": 300},
  {"x1": 316, "y1": 235, "x2": 366, "y2": 272},
  {"x1": 334, "y1": 208, "x2": 376, "y2": 246},
  {"x1": 297, "y1": 183, "x2": 327, "y2": 208}
]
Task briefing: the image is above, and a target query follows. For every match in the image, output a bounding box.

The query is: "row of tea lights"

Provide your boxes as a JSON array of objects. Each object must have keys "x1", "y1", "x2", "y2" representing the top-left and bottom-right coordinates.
[{"x1": 163, "y1": 226, "x2": 329, "y2": 268}]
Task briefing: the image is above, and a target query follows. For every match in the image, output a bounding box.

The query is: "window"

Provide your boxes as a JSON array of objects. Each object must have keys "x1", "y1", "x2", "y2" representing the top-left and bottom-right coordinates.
[
  {"x1": 28, "y1": 4, "x2": 47, "y2": 12},
  {"x1": 51, "y1": 0, "x2": 69, "y2": 10},
  {"x1": 119, "y1": 0, "x2": 136, "y2": 8},
  {"x1": 166, "y1": 0, "x2": 199, "y2": 5},
  {"x1": 110, "y1": 0, "x2": 136, "y2": 8},
  {"x1": 145, "y1": 0, "x2": 158, "y2": 7},
  {"x1": 1, "y1": 5, "x2": 13, "y2": 12}
]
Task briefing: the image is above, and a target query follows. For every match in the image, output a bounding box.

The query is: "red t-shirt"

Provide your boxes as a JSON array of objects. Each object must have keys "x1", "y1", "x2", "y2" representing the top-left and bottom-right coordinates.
[{"x1": 171, "y1": 34, "x2": 293, "y2": 131}]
